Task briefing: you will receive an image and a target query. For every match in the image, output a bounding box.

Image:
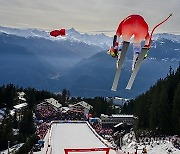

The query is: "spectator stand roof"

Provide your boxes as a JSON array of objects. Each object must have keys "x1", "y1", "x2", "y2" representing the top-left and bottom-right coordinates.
[
  {"x1": 61, "y1": 107, "x2": 70, "y2": 113},
  {"x1": 111, "y1": 115, "x2": 134, "y2": 118},
  {"x1": 17, "y1": 92, "x2": 26, "y2": 102},
  {"x1": 114, "y1": 123, "x2": 123, "y2": 128},
  {"x1": 101, "y1": 114, "x2": 134, "y2": 118},
  {"x1": 13, "y1": 103, "x2": 28, "y2": 110},
  {"x1": 37, "y1": 98, "x2": 62, "y2": 110},
  {"x1": 69, "y1": 101, "x2": 93, "y2": 110},
  {"x1": 44, "y1": 98, "x2": 62, "y2": 108}
]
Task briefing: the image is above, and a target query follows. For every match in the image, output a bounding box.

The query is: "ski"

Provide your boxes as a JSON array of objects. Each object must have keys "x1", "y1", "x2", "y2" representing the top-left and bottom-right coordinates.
[
  {"x1": 111, "y1": 41, "x2": 130, "y2": 91},
  {"x1": 126, "y1": 47, "x2": 149, "y2": 90}
]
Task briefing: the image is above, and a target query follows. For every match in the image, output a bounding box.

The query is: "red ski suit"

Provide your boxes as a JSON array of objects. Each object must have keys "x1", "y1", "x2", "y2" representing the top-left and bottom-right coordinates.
[{"x1": 116, "y1": 15, "x2": 149, "y2": 45}]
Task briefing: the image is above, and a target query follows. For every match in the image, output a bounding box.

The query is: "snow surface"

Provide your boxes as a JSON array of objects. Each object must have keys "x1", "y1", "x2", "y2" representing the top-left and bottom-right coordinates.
[
  {"x1": 121, "y1": 132, "x2": 180, "y2": 154},
  {"x1": 0, "y1": 143, "x2": 24, "y2": 154},
  {"x1": 33, "y1": 122, "x2": 180, "y2": 154},
  {"x1": 35, "y1": 121, "x2": 121, "y2": 154},
  {"x1": 122, "y1": 140, "x2": 180, "y2": 154},
  {"x1": 153, "y1": 33, "x2": 180, "y2": 43}
]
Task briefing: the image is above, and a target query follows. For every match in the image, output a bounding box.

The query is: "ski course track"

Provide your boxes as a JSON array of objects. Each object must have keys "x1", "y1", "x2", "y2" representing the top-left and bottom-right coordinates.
[{"x1": 45, "y1": 121, "x2": 123, "y2": 154}]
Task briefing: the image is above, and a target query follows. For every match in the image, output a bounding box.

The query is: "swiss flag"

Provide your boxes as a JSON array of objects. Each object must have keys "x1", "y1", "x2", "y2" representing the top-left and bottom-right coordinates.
[{"x1": 50, "y1": 29, "x2": 66, "y2": 37}]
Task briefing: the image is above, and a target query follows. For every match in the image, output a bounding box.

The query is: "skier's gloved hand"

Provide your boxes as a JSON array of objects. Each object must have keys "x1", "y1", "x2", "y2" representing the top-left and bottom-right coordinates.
[
  {"x1": 107, "y1": 46, "x2": 117, "y2": 58},
  {"x1": 107, "y1": 46, "x2": 113, "y2": 54}
]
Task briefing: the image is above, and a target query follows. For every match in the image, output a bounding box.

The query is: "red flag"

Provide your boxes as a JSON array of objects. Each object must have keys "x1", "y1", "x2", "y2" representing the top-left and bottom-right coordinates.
[
  {"x1": 88, "y1": 114, "x2": 92, "y2": 118},
  {"x1": 50, "y1": 29, "x2": 66, "y2": 37}
]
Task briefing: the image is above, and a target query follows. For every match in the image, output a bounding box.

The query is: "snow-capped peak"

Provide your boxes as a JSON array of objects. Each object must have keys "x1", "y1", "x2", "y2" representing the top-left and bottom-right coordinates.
[
  {"x1": 153, "y1": 33, "x2": 180, "y2": 43},
  {"x1": 65, "y1": 28, "x2": 112, "y2": 48},
  {"x1": 0, "y1": 26, "x2": 112, "y2": 48},
  {"x1": 67, "y1": 28, "x2": 80, "y2": 34},
  {"x1": 0, "y1": 26, "x2": 50, "y2": 38}
]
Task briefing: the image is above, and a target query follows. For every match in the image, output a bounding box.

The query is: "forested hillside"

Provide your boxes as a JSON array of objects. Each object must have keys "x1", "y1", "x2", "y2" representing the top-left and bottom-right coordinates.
[
  {"x1": 122, "y1": 66, "x2": 180, "y2": 135},
  {"x1": 0, "y1": 84, "x2": 115, "y2": 152}
]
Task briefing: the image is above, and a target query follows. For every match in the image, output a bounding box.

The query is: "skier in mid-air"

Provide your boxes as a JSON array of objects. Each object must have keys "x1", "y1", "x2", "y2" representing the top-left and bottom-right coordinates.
[
  {"x1": 108, "y1": 14, "x2": 172, "y2": 90},
  {"x1": 108, "y1": 14, "x2": 150, "y2": 71}
]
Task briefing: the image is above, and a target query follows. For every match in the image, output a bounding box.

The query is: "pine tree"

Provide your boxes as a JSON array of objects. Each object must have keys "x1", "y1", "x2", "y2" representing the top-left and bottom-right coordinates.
[
  {"x1": 120, "y1": 66, "x2": 180, "y2": 135},
  {"x1": 61, "y1": 89, "x2": 70, "y2": 104},
  {"x1": 19, "y1": 110, "x2": 35, "y2": 142},
  {"x1": 172, "y1": 83, "x2": 180, "y2": 135},
  {"x1": 0, "y1": 129, "x2": 6, "y2": 150},
  {"x1": 0, "y1": 116, "x2": 14, "y2": 151},
  {"x1": 158, "y1": 85, "x2": 171, "y2": 134},
  {"x1": 149, "y1": 88, "x2": 160, "y2": 131},
  {"x1": 135, "y1": 94, "x2": 149, "y2": 128}
]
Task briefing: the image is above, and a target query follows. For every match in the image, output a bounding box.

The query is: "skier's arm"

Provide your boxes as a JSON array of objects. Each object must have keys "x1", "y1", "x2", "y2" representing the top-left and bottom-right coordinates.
[{"x1": 113, "y1": 21, "x2": 123, "y2": 49}]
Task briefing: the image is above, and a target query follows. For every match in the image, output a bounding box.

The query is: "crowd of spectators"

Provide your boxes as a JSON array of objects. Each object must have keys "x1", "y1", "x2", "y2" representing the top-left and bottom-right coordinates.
[
  {"x1": 35, "y1": 105, "x2": 61, "y2": 121},
  {"x1": 35, "y1": 104, "x2": 86, "y2": 121},
  {"x1": 35, "y1": 122, "x2": 50, "y2": 139},
  {"x1": 172, "y1": 137, "x2": 180, "y2": 150},
  {"x1": 59, "y1": 110, "x2": 86, "y2": 121},
  {"x1": 35, "y1": 104, "x2": 87, "y2": 139},
  {"x1": 34, "y1": 102, "x2": 122, "y2": 150},
  {"x1": 90, "y1": 122, "x2": 114, "y2": 138}
]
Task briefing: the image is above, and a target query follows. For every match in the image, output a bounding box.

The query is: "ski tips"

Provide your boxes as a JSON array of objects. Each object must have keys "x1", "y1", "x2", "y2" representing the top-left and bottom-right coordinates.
[
  {"x1": 111, "y1": 88, "x2": 117, "y2": 91},
  {"x1": 126, "y1": 86, "x2": 131, "y2": 90},
  {"x1": 126, "y1": 82, "x2": 133, "y2": 89}
]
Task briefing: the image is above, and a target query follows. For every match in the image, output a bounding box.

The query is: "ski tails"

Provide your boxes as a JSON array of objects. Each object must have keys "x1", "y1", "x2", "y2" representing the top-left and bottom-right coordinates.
[
  {"x1": 126, "y1": 47, "x2": 149, "y2": 90},
  {"x1": 111, "y1": 41, "x2": 129, "y2": 91}
]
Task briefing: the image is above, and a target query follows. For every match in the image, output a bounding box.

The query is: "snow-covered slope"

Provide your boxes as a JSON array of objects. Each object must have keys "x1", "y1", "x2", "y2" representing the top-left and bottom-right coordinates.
[
  {"x1": 153, "y1": 33, "x2": 180, "y2": 43},
  {"x1": 0, "y1": 26, "x2": 50, "y2": 39},
  {"x1": 122, "y1": 132, "x2": 180, "y2": 154},
  {"x1": 1, "y1": 26, "x2": 180, "y2": 49},
  {"x1": 66, "y1": 28, "x2": 112, "y2": 48},
  {"x1": 0, "y1": 26, "x2": 111, "y2": 49}
]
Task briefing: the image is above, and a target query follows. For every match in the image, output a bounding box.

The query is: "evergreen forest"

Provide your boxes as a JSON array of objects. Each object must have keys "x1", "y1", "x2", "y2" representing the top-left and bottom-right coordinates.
[{"x1": 122, "y1": 66, "x2": 180, "y2": 135}]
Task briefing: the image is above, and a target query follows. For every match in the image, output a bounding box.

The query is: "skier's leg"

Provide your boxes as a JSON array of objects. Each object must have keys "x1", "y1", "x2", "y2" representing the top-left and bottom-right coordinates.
[
  {"x1": 116, "y1": 41, "x2": 123, "y2": 68},
  {"x1": 117, "y1": 42, "x2": 123, "y2": 61},
  {"x1": 144, "y1": 33, "x2": 150, "y2": 59},
  {"x1": 119, "y1": 33, "x2": 131, "y2": 60},
  {"x1": 115, "y1": 34, "x2": 130, "y2": 68},
  {"x1": 132, "y1": 43, "x2": 141, "y2": 71},
  {"x1": 145, "y1": 33, "x2": 150, "y2": 46},
  {"x1": 132, "y1": 34, "x2": 144, "y2": 71}
]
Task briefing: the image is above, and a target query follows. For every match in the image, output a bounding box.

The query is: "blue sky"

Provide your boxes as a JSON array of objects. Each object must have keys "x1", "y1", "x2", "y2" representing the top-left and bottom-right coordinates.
[{"x1": 0, "y1": 0, "x2": 179, "y2": 35}]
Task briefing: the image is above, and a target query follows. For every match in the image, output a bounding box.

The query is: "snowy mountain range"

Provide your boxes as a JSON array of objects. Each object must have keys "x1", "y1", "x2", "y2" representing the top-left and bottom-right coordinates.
[
  {"x1": 1, "y1": 26, "x2": 179, "y2": 49},
  {"x1": 0, "y1": 26, "x2": 111, "y2": 49},
  {"x1": 0, "y1": 26, "x2": 180, "y2": 98}
]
